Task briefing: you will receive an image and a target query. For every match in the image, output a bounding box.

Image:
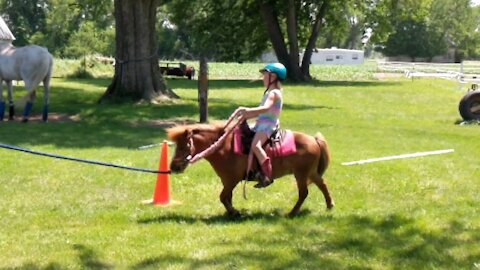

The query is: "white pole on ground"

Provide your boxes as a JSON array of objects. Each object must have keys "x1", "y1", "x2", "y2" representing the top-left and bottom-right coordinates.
[{"x1": 342, "y1": 149, "x2": 454, "y2": 166}]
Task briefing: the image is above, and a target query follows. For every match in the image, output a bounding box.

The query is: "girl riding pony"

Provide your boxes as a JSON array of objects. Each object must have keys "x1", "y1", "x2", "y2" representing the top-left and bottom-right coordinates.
[{"x1": 233, "y1": 63, "x2": 286, "y2": 188}]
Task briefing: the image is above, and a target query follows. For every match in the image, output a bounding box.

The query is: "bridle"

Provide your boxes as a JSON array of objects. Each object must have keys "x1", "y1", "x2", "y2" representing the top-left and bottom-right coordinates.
[
  {"x1": 171, "y1": 134, "x2": 196, "y2": 167},
  {"x1": 185, "y1": 135, "x2": 196, "y2": 162},
  {"x1": 186, "y1": 116, "x2": 242, "y2": 164}
]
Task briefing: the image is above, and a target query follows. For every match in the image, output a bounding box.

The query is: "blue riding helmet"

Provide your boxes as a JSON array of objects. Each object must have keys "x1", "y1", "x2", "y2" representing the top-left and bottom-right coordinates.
[{"x1": 260, "y1": 63, "x2": 287, "y2": 81}]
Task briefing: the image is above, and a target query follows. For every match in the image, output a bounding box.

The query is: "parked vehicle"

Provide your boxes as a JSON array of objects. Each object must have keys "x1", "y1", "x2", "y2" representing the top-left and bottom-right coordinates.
[{"x1": 159, "y1": 62, "x2": 195, "y2": 80}]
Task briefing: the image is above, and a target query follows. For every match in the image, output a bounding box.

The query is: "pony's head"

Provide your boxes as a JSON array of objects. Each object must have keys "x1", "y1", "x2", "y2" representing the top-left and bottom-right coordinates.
[
  {"x1": 167, "y1": 126, "x2": 195, "y2": 173},
  {"x1": 167, "y1": 123, "x2": 225, "y2": 173}
]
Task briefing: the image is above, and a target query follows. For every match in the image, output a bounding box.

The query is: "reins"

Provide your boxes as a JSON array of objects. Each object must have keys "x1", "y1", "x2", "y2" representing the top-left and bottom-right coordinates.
[
  {"x1": 188, "y1": 112, "x2": 242, "y2": 164},
  {"x1": 185, "y1": 112, "x2": 250, "y2": 200}
]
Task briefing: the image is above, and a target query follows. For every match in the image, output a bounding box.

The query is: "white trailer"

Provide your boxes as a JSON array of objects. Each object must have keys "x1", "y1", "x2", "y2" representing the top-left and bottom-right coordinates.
[
  {"x1": 305, "y1": 48, "x2": 364, "y2": 65},
  {"x1": 262, "y1": 48, "x2": 365, "y2": 65}
]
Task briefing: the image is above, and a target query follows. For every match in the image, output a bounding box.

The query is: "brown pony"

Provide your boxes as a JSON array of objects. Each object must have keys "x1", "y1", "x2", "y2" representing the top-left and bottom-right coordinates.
[{"x1": 167, "y1": 123, "x2": 334, "y2": 217}]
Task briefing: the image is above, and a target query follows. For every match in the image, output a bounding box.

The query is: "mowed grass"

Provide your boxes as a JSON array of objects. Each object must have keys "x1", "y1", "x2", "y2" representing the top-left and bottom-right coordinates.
[{"x1": 0, "y1": 65, "x2": 479, "y2": 269}]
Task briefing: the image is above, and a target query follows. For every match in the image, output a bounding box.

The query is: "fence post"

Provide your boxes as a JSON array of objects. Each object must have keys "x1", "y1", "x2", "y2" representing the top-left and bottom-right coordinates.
[
  {"x1": 459, "y1": 61, "x2": 464, "y2": 91},
  {"x1": 411, "y1": 63, "x2": 415, "y2": 81}
]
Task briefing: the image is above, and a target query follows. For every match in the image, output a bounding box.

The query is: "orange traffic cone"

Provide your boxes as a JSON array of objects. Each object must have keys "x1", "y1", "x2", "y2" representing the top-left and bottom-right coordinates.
[{"x1": 152, "y1": 141, "x2": 171, "y2": 205}]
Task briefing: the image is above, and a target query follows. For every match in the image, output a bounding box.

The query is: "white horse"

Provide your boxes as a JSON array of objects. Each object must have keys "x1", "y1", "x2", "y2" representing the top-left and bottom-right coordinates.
[{"x1": 0, "y1": 43, "x2": 53, "y2": 122}]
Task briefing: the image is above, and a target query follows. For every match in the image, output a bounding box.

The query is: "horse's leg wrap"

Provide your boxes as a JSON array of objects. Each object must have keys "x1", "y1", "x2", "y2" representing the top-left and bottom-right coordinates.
[
  {"x1": 23, "y1": 101, "x2": 34, "y2": 121},
  {"x1": 42, "y1": 104, "x2": 49, "y2": 122},
  {"x1": 8, "y1": 101, "x2": 14, "y2": 120},
  {"x1": 0, "y1": 101, "x2": 5, "y2": 121}
]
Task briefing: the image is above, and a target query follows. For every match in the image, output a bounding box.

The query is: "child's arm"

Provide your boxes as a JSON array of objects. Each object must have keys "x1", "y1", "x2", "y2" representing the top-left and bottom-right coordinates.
[{"x1": 235, "y1": 92, "x2": 276, "y2": 120}]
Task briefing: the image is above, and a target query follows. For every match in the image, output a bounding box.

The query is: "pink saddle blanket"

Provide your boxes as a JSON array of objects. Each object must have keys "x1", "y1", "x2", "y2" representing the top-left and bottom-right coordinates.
[{"x1": 233, "y1": 128, "x2": 297, "y2": 157}]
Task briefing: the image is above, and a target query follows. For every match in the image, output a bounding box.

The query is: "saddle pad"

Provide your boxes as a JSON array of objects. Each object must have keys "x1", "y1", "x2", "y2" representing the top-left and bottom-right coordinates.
[{"x1": 233, "y1": 128, "x2": 296, "y2": 158}]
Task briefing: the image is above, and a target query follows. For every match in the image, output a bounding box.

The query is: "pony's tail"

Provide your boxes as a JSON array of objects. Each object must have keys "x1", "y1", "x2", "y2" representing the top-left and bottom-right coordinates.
[{"x1": 315, "y1": 132, "x2": 330, "y2": 177}]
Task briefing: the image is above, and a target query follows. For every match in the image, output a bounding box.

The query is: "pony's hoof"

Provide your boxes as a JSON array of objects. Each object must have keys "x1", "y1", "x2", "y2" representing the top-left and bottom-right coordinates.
[
  {"x1": 226, "y1": 210, "x2": 242, "y2": 219},
  {"x1": 287, "y1": 211, "x2": 299, "y2": 218},
  {"x1": 327, "y1": 202, "x2": 335, "y2": 210}
]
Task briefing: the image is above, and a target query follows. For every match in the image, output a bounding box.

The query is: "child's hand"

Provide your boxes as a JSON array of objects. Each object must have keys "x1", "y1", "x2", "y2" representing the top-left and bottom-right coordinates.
[{"x1": 234, "y1": 107, "x2": 248, "y2": 121}]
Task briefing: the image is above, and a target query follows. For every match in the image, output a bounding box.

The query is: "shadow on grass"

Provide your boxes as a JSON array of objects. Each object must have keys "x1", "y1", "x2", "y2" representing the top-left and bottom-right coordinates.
[
  {"x1": 0, "y1": 244, "x2": 115, "y2": 270},
  {"x1": 136, "y1": 209, "x2": 304, "y2": 225},
  {"x1": 3, "y1": 214, "x2": 479, "y2": 269},
  {"x1": 135, "y1": 212, "x2": 480, "y2": 269},
  {"x1": 0, "y1": 78, "x2": 343, "y2": 149},
  {"x1": 73, "y1": 244, "x2": 114, "y2": 270}
]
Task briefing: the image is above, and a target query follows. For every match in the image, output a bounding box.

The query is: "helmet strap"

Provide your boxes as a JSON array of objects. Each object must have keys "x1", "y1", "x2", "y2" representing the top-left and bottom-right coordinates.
[{"x1": 264, "y1": 73, "x2": 278, "y2": 94}]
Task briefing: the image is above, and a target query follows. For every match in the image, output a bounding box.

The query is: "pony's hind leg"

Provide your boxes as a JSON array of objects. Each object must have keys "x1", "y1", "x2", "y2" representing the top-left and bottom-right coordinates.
[
  {"x1": 289, "y1": 174, "x2": 310, "y2": 217},
  {"x1": 0, "y1": 81, "x2": 4, "y2": 121},
  {"x1": 312, "y1": 175, "x2": 334, "y2": 210},
  {"x1": 42, "y1": 76, "x2": 50, "y2": 122},
  {"x1": 21, "y1": 90, "x2": 37, "y2": 123},
  {"x1": 6, "y1": 80, "x2": 14, "y2": 120}
]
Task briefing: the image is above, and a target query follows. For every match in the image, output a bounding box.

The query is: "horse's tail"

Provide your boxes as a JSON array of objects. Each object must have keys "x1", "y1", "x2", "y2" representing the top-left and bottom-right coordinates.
[{"x1": 315, "y1": 132, "x2": 330, "y2": 177}]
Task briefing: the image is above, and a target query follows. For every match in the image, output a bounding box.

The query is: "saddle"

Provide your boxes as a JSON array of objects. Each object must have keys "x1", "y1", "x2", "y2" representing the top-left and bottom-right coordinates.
[
  {"x1": 233, "y1": 120, "x2": 297, "y2": 157},
  {"x1": 233, "y1": 120, "x2": 296, "y2": 184}
]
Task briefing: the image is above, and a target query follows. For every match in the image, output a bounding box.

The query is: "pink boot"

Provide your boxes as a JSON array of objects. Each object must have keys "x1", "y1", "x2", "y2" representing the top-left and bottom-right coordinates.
[{"x1": 254, "y1": 158, "x2": 273, "y2": 188}]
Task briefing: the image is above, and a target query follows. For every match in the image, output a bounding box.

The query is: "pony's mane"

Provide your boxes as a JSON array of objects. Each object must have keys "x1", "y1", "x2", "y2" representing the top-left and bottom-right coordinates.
[{"x1": 167, "y1": 122, "x2": 225, "y2": 142}]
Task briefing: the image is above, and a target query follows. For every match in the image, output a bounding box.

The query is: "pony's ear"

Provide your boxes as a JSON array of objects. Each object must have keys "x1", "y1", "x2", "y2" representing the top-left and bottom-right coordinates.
[
  {"x1": 184, "y1": 128, "x2": 200, "y2": 138},
  {"x1": 192, "y1": 129, "x2": 201, "y2": 135}
]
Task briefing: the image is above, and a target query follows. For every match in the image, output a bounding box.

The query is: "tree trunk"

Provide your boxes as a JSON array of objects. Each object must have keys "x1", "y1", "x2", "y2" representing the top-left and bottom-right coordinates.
[
  {"x1": 260, "y1": 1, "x2": 329, "y2": 82},
  {"x1": 301, "y1": 0, "x2": 329, "y2": 79},
  {"x1": 260, "y1": 2, "x2": 303, "y2": 81},
  {"x1": 100, "y1": 0, "x2": 178, "y2": 103},
  {"x1": 286, "y1": 0, "x2": 303, "y2": 80},
  {"x1": 198, "y1": 56, "x2": 208, "y2": 123}
]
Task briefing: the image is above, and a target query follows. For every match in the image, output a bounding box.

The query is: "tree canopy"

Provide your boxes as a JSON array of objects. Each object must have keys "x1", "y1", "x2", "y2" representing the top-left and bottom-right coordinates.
[
  {"x1": 366, "y1": 0, "x2": 480, "y2": 61},
  {"x1": 0, "y1": 0, "x2": 478, "y2": 64}
]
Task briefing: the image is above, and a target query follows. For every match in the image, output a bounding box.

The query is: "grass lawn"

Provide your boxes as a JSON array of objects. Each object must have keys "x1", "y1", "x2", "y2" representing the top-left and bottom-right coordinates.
[{"x1": 0, "y1": 64, "x2": 479, "y2": 269}]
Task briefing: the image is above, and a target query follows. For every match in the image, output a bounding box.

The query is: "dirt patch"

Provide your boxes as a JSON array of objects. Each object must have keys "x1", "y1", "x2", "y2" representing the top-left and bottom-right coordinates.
[
  {"x1": 2, "y1": 114, "x2": 200, "y2": 128},
  {"x1": 129, "y1": 118, "x2": 198, "y2": 128},
  {"x1": 1, "y1": 113, "x2": 81, "y2": 123}
]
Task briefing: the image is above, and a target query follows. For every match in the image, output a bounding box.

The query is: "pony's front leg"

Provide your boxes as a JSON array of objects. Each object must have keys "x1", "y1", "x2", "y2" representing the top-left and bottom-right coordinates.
[{"x1": 219, "y1": 180, "x2": 241, "y2": 217}]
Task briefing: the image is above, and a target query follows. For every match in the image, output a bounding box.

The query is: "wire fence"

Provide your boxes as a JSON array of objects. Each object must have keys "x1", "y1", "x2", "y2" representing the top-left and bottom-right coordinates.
[{"x1": 377, "y1": 60, "x2": 480, "y2": 87}]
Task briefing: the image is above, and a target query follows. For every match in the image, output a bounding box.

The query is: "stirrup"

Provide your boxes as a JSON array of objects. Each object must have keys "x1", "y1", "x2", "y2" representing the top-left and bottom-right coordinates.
[
  {"x1": 246, "y1": 171, "x2": 256, "y2": 181},
  {"x1": 246, "y1": 171, "x2": 263, "y2": 182},
  {"x1": 254, "y1": 177, "x2": 273, "y2": 188}
]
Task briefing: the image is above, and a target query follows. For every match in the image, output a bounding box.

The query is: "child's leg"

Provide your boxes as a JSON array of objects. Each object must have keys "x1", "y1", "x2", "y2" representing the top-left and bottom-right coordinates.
[
  {"x1": 251, "y1": 132, "x2": 273, "y2": 187},
  {"x1": 246, "y1": 134, "x2": 263, "y2": 178},
  {"x1": 251, "y1": 132, "x2": 269, "y2": 165}
]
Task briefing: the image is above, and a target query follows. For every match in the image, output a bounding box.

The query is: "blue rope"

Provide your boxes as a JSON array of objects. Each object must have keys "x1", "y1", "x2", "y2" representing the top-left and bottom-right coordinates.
[{"x1": 0, "y1": 143, "x2": 170, "y2": 174}]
